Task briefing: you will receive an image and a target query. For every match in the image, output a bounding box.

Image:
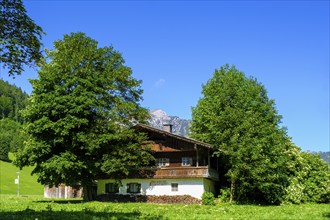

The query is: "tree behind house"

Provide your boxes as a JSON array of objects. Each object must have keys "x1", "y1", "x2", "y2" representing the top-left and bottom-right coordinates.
[
  {"x1": 191, "y1": 65, "x2": 291, "y2": 204},
  {"x1": 14, "y1": 32, "x2": 153, "y2": 201}
]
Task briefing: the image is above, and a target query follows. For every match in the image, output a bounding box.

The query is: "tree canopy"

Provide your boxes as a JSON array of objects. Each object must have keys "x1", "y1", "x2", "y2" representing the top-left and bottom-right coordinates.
[
  {"x1": 14, "y1": 32, "x2": 153, "y2": 201},
  {"x1": 191, "y1": 65, "x2": 291, "y2": 204},
  {"x1": 0, "y1": 0, "x2": 44, "y2": 77}
]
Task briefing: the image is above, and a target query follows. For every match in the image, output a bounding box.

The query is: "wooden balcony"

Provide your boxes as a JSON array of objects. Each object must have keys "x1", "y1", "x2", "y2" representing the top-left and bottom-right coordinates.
[{"x1": 150, "y1": 166, "x2": 219, "y2": 180}]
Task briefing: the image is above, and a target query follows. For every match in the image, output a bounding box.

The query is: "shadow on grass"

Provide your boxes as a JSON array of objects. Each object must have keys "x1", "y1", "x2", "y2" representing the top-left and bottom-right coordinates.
[
  {"x1": 35, "y1": 199, "x2": 84, "y2": 204},
  {"x1": 0, "y1": 208, "x2": 166, "y2": 220},
  {"x1": 323, "y1": 212, "x2": 330, "y2": 218}
]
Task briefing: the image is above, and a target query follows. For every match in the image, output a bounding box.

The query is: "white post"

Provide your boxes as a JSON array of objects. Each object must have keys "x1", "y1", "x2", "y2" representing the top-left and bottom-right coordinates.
[
  {"x1": 16, "y1": 172, "x2": 20, "y2": 197},
  {"x1": 65, "y1": 186, "x2": 68, "y2": 198}
]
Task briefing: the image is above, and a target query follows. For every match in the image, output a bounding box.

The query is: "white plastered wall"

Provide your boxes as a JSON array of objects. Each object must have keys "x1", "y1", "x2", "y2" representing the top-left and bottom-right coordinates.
[{"x1": 98, "y1": 178, "x2": 214, "y2": 199}]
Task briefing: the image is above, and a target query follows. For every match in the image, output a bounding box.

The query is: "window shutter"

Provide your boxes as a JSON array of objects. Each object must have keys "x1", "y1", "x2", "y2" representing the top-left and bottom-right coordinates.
[
  {"x1": 127, "y1": 183, "x2": 141, "y2": 193},
  {"x1": 105, "y1": 183, "x2": 109, "y2": 193}
]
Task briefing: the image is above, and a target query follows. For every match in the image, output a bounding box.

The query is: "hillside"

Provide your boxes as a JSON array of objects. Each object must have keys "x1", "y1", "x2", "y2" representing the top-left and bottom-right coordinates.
[
  {"x1": 0, "y1": 155, "x2": 43, "y2": 195},
  {"x1": 0, "y1": 79, "x2": 29, "y2": 123},
  {"x1": 0, "y1": 79, "x2": 29, "y2": 161}
]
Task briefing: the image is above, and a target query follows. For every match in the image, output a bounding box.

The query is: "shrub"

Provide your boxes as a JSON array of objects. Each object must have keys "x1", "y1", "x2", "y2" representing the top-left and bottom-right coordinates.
[
  {"x1": 283, "y1": 177, "x2": 305, "y2": 204},
  {"x1": 219, "y1": 188, "x2": 231, "y2": 202},
  {"x1": 202, "y1": 192, "x2": 215, "y2": 205},
  {"x1": 283, "y1": 151, "x2": 330, "y2": 204}
]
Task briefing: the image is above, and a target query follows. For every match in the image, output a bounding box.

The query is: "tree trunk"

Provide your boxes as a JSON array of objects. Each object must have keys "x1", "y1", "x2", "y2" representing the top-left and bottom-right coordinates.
[
  {"x1": 82, "y1": 185, "x2": 95, "y2": 201},
  {"x1": 230, "y1": 180, "x2": 235, "y2": 202}
]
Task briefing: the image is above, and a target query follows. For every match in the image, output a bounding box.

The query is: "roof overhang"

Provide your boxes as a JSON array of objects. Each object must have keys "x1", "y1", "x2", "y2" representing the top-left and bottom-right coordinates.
[{"x1": 134, "y1": 123, "x2": 213, "y2": 149}]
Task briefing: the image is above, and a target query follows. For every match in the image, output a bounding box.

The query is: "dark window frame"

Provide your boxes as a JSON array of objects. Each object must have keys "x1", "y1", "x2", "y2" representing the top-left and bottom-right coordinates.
[
  {"x1": 105, "y1": 183, "x2": 119, "y2": 194},
  {"x1": 182, "y1": 157, "x2": 192, "y2": 166},
  {"x1": 171, "y1": 183, "x2": 178, "y2": 192},
  {"x1": 156, "y1": 158, "x2": 170, "y2": 167},
  {"x1": 127, "y1": 183, "x2": 141, "y2": 194}
]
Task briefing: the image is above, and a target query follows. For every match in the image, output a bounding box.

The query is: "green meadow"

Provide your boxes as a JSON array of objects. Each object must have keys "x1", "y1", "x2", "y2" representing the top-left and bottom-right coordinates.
[
  {"x1": 0, "y1": 195, "x2": 329, "y2": 220},
  {"x1": 0, "y1": 155, "x2": 43, "y2": 195}
]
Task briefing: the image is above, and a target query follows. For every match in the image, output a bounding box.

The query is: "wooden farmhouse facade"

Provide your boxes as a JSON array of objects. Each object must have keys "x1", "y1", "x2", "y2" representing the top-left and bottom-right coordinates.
[
  {"x1": 97, "y1": 124, "x2": 219, "y2": 199},
  {"x1": 44, "y1": 123, "x2": 219, "y2": 200}
]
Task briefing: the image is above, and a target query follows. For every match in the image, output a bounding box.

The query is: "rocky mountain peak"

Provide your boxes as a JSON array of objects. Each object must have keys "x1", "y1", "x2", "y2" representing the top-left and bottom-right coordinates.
[
  {"x1": 148, "y1": 109, "x2": 190, "y2": 137},
  {"x1": 150, "y1": 109, "x2": 170, "y2": 120}
]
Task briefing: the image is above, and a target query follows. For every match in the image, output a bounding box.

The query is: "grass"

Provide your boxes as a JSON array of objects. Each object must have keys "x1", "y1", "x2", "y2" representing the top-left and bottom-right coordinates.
[
  {"x1": 0, "y1": 195, "x2": 329, "y2": 220},
  {"x1": 0, "y1": 154, "x2": 43, "y2": 195}
]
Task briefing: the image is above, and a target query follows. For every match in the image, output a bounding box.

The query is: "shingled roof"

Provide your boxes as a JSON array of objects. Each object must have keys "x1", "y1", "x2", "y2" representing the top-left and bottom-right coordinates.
[{"x1": 135, "y1": 123, "x2": 213, "y2": 149}]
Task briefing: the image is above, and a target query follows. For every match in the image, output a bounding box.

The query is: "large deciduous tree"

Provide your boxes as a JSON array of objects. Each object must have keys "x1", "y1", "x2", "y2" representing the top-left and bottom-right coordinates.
[
  {"x1": 191, "y1": 64, "x2": 290, "y2": 204},
  {"x1": 0, "y1": 0, "x2": 44, "y2": 77},
  {"x1": 14, "y1": 32, "x2": 153, "y2": 201}
]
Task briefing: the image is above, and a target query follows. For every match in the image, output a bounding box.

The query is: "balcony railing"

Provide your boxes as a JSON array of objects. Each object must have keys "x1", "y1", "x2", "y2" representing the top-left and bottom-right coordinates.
[{"x1": 151, "y1": 166, "x2": 219, "y2": 180}]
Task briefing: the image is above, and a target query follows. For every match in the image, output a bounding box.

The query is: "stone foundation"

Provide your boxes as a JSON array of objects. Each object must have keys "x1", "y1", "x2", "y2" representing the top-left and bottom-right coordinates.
[{"x1": 96, "y1": 194, "x2": 201, "y2": 204}]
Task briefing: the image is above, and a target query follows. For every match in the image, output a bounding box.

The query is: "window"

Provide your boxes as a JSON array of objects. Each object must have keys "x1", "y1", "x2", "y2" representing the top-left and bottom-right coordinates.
[
  {"x1": 156, "y1": 158, "x2": 170, "y2": 167},
  {"x1": 171, "y1": 183, "x2": 178, "y2": 192},
  {"x1": 127, "y1": 183, "x2": 141, "y2": 193},
  {"x1": 182, "y1": 157, "x2": 192, "y2": 166},
  {"x1": 105, "y1": 183, "x2": 119, "y2": 193}
]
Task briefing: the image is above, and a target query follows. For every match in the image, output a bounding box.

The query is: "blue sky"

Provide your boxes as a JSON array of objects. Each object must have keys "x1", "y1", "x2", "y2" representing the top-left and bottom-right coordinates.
[{"x1": 1, "y1": 1, "x2": 329, "y2": 152}]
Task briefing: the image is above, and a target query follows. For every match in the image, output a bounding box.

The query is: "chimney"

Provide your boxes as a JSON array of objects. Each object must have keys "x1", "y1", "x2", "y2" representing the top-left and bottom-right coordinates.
[{"x1": 162, "y1": 124, "x2": 173, "y2": 133}]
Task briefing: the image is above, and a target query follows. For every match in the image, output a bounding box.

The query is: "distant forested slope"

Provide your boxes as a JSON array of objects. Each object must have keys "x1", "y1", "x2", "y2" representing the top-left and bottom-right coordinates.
[
  {"x1": 0, "y1": 79, "x2": 29, "y2": 161},
  {"x1": 0, "y1": 79, "x2": 29, "y2": 123}
]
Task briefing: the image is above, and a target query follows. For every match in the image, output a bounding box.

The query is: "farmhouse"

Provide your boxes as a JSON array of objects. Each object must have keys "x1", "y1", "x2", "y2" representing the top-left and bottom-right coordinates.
[
  {"x1": 44, "y1": 123, "x2": 219, "y2": 199},
  {"x1": 97, "y1": 124, "x2": 219, "y2": 199}
]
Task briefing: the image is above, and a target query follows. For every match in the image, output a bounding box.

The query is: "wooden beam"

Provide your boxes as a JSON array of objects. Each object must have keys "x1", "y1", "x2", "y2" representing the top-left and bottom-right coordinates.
[
  {"x1": 195, "y1": 144, "x2": 199, "y2": 167},
  {"x1": 208, "y1": 148, "x2": 210, "y2": 168}
]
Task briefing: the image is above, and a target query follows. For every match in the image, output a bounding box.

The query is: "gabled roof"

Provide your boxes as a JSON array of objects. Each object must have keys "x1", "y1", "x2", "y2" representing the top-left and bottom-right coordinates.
[{"x1": 135, "y1": 123, "x2": 213, "y2": 149}]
